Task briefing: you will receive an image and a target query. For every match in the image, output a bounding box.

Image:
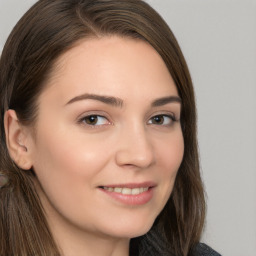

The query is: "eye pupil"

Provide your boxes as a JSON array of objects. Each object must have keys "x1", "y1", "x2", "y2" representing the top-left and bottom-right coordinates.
[
  {"x1": 86, "y1": 115, "x2": 98, "y2": 125},
  {"x1": 153, "y1": 116, "x2": 164, "y2": 124}
]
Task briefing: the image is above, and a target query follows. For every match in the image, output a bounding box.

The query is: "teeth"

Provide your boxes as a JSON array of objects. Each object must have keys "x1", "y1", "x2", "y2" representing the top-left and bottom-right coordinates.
[
  {"x1": 114, "y1": 187, "x2": 122, "y2": 193},
  {"x1": 103, "y1": 187, "x2": 149, "y2": 195},
  {"x1": 132, "y1": 188, "x2": 140, "y2": 195},
  {"x1": 121, "y1": 188, "x2": 131, "y2": 195}
]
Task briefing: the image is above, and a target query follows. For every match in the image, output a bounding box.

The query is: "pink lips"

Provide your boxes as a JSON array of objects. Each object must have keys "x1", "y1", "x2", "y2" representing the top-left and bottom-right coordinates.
[{"x1": 98, "y1": 182, "x2": 156, "y2": 206}]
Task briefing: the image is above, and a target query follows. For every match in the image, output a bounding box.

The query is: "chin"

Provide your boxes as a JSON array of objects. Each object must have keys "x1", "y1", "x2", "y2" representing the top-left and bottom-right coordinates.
[{"x1": 99, "y1": 216, "x2": 155, "y2": 239}]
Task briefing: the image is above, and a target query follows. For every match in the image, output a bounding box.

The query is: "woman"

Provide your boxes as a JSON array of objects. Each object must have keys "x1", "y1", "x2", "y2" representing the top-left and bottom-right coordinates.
[{"x1": 0, "y1": 0, "x2": 220, "y2": 255}]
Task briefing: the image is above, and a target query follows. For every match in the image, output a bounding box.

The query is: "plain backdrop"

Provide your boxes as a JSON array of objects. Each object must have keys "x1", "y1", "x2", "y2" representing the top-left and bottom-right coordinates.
[{"x1": 0, "y1": 0, "x2": 256, "y2": 255}]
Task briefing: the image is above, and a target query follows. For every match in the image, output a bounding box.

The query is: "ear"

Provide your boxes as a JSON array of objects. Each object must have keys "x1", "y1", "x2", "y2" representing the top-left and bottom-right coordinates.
[{"x1": 4, "y1": 110, "x2": 33, "y2": 170}]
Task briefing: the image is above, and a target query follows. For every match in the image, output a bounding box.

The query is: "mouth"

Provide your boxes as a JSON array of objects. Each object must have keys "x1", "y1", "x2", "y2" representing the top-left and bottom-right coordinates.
[{"x1": 98, "y1": 182, "x2": 156, "y2": 205}]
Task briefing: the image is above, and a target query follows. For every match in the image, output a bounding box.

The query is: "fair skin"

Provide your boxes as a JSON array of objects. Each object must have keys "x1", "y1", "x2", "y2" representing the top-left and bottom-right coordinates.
[{"x1": 5, "y1": 36, "x2": 184, "y2": 256}]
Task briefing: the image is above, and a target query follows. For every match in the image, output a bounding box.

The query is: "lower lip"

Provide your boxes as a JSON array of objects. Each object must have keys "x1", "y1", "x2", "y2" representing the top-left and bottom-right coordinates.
[{"x1": 99, "y1": 188, "x2": 154, "y2": 206}]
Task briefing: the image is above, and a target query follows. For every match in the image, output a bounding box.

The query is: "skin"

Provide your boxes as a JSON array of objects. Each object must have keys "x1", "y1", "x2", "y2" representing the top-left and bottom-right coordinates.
[{"x1": 5, "y1": 36, "x2": 184, "y2": 256}]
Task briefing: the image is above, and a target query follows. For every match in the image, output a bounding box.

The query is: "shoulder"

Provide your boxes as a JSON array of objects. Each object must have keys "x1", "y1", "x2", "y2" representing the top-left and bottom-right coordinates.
[{"x1": 191, "y1": 243, "x2": 222, "y2": 256}]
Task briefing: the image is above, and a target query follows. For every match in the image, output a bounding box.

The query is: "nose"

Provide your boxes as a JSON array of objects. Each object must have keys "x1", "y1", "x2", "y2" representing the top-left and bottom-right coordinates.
[{"x1": 115, "y1": 124, "x2": 155, "y2": 169}]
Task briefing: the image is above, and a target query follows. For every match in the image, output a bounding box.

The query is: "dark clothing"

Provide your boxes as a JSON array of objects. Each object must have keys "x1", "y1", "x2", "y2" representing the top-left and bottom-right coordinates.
[
  {"x1": 130, "y1": 229, "x2": 221, "y2": 256},
  {"x1": 191, "y1": 243, "x2": 221, "y2": 256},
  {"x1": 130, "y1": 242, "x2": 221, "y2": 256}
]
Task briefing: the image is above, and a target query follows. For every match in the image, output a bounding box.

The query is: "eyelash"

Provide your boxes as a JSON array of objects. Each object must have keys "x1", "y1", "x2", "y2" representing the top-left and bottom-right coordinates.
[
  {"x1": 148, "y1": 114, "x2": 177, "y2": 126},
  {"x1": 77, "y1": 114, "x2": 177, "y2": 128},
  {"x1": 78, "y1": 115, "x2": 111, "y2": 127}
]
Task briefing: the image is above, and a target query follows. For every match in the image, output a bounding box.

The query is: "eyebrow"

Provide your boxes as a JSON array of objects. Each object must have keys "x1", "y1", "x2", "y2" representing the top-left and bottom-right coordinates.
[
  {"x1": 151, "y1": 96, "x2": 181, "y2": 107},
  {"x1": 65, "y1": 93, "x2": 181, "y2": 108},
  {"x1": 66, "y1": 93, "x2": 124, "y2": 107}
]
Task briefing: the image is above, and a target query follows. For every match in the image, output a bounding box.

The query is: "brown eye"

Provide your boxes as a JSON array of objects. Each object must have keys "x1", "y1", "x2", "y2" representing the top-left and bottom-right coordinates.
[
  {"x1": 84, "y1": 115, "x2": 98, "y2": 125},
  {"x1": 81, "y1": 115, "x2": 109, "y2": 126},
  {"x1": 148, "y1": 115, "x2": 175, "y2": 125},
  {"x1": 152, "y1": 116, "x2": 164, "y2": 124}
]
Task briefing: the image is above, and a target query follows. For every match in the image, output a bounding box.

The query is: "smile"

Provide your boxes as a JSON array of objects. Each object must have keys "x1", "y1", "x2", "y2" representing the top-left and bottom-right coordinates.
[
  {"x1": 98, "y1": 183, "x2": 155, "y2": 205},
  {"x1": 102, "y1": 187, "x2": 149, "y2": 195}
]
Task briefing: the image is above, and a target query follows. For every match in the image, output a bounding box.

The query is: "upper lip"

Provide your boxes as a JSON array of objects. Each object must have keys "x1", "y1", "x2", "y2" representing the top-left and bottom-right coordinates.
[{"x1": 98, "y1": 181, "x2": 156, "y2": 189}]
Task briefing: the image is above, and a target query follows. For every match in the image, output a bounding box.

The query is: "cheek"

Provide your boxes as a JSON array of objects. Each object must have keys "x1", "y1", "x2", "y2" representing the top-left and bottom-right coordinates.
[
  {"x1": 34, "y1": 123, "x2": 110, "y2": 173},
  {"x1": 32, "y1": 128, "x2": 111, "y2": 203},
  {"x1": 32, "y1": 130, "x2": 113, "y2": 226},
  {"x1": 157, "y1": 131, "x2": 184, "y2": 175},
  {"x1": 34, "y1": 143, "x2": 107, "y2": 196},
  {"x1": 155, "y1": 131, "x2": 184, "y2": 198}
]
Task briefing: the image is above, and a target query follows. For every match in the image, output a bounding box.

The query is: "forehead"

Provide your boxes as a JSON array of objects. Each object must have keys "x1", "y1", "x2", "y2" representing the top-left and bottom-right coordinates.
[{"x1": 40, "y1": 36, "x2": 178, "y2": 104}]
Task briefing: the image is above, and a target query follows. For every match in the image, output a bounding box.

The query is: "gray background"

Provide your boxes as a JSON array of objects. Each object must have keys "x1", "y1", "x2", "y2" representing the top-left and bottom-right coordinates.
[{"x1": 0, "y1": 0, "x2": 256, "y2": 255}]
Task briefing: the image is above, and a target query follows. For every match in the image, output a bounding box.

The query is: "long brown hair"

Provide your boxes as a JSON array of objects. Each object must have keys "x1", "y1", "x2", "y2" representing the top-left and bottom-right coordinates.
[{"x1": 0, "y1": 0, "x2": 205, "y2": 255}]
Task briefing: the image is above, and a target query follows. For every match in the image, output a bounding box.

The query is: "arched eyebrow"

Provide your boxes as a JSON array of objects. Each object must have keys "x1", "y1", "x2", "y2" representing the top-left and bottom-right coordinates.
[
  {"x1": 65, "y1": 93, "x2": 123, "y2": 107},
  {"x1": 151, "y1": 96, "x2": 181, "y2": 107},
  {"x1": 65, "y1": 93, "x2": 181, "y2": 108}
]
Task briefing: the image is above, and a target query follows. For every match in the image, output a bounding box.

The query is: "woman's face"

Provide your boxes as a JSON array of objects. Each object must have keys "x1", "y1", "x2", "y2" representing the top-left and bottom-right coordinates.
[{"x1": 29, "y1": 36, "x2": 184, "y2": 240}]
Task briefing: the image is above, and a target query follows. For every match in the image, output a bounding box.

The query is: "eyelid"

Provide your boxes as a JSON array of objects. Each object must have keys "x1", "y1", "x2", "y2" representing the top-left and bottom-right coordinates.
[
  {"x1": 149, "y1": 110, "x2": 178, "y2": 119},
  {"x1": 76, "y1": 111, "x2": 112, "y2": 127},
  {"x1": 147, "y1": 112, "x2": 178, "y2": 126},
  {"x1": 77, "y1": 110, "x2": 110, "y2": 120}
]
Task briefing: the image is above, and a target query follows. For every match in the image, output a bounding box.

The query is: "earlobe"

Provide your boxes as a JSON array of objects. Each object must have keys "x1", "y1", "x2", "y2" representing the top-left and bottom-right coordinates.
[{"x1": 4, "y1": 110, "x2": 33, "y2": 170}]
